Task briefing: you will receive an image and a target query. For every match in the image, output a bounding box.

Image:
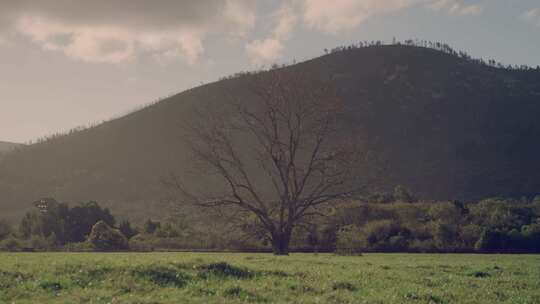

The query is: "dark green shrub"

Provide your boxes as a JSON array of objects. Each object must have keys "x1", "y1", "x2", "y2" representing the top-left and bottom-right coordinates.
[
  {"x1": 143, "y1": 219, "x2": 161, "y2": 234},
  {"x1": 335, "y1": 225, "x2": 363, "y2": 255},
  {"x1": 0, "y1": 219, "x2": 12, "y2": 240},
  {"x1": 119, "y1": 220, "x2": 137, "y2": 239},
  {"x1": 0, "y1": 236, "x2": 22, "y2": 252},
  {"x1": 475, "y1": 229, "x2": 507, "y2": 251}
]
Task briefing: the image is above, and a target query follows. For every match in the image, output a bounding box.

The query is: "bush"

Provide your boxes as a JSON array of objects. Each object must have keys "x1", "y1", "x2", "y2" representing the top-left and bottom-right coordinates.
[
  {"x1": 335, "y1": 225, "x2": 364, "y2": 255},
  {"x1": 388, "y1": 235, "x2": 409, "y2": 251},
  {"x1": 0, "y1": 220, "x2": 12, "y2": 240},
  {"x1": 87, "y1": 221, "x2": 128, "y2": 251},
  {"x1": 143, "y1": 219, "x2": 161, "y2": 234},
  {"x1": 128, "y1": 234, "x2": 154, "y2": 251},
  {"x1": 521, "y1": 221, "x2": 540, "y2": 252},
  {"x1": 118, "y1": 220, "x2": 137, "y2": 239},
  {"x1": 460, "y1": 224, "x2": 482, "y2": 248},
  {"x1": 0, "y1": 236, "x2": 22, "y2": 252},
  {"x1": 30, "y1": 233, "x2": 57, "y2": 251},
  {"x1": 475, "y1": 229, "x2": 507, "y2": 252},
  {"x1": 432, "y1": 222, "x2": 459, "y2": 250},
  {"x1": 393, "y1": 185, "x2": 416, "y2": 203},
  {"x1": 409, "y1": 239, "x2": 437, "y2": 252},
  {"x1": 62, "y1": 242, "x2": 94, "y2": 252}
]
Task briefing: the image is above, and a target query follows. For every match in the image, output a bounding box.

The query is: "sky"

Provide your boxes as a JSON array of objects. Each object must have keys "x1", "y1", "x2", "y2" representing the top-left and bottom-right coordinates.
[{"x1": 0, "y1": 0, "x2": 539, "y2": 143}]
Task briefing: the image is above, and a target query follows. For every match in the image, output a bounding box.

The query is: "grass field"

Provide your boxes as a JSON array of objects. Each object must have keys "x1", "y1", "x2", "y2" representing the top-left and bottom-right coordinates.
[{"x1": 0, "y1": 253, "x2": 539, "y2": 304}]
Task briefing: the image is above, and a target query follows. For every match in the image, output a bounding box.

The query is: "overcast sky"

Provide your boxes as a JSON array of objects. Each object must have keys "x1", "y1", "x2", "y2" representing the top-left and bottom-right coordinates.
[{"x1": 1, "y1": 0, "x2": 539, "y2": 143}]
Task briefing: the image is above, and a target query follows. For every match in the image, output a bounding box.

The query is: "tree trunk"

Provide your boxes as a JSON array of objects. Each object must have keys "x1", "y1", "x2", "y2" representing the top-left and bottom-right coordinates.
[{"x1": 272, "y1": 230, "x2": 292, "y2": 255}]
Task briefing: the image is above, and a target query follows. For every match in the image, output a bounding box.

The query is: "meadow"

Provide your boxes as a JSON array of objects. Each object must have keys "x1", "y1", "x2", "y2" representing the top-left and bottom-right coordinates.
[{"x1": 0, "y1": 253, "x2": 539, "y2": 304}]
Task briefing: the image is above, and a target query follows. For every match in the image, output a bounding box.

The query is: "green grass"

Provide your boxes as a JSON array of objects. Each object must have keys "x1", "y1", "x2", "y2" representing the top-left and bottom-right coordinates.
[{"x1": 0, "y1": 253, "x2": 539, "y2": 303}]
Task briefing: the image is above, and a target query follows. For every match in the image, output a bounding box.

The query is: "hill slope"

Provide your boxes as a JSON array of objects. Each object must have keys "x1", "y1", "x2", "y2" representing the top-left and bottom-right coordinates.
[
  {"x1": 0, "y1": 141, "x2": 21, "y2": 153},
  {"x1": 0, "y1": 141, "x2": 22, "y2": 162},
  {"x1": 1, "y1": 45, "x2": 540, "y2": 220}
]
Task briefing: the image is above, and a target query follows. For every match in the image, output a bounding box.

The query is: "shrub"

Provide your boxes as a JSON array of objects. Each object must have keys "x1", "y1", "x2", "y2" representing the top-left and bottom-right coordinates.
[
  {"x1": 335, "y1": 225, "x2": 364, "y2": 255},
  {"x1": 143, "y1": 219, "x2": 161, "y2": 234},
  {"x1": 0, "y1": 236, "x2": 22, "y2": 252},
  {"x1": 118, "y1": 220, "x2": 137, "y2": 239},
  {"x1": 475, "y1": 229, "x2": 507, "y2": 252},
  {"x1": 432, "y1": 222, "x2": 459, "y2": 250},
  {"x1": 30, "y1": 234, "x2": 57, "y2": 251},
  {"x1": 393, "y1": 185, "x2": 416, "y2": 203},
  {"x1": 87, "y1": 221, "x2": 128, "y2": 251},
  {"x1": 460, "y1": 224, "x2": 482, "y2": 248},
  {"x1": 128, "y1": 234, "x2": 154, "y2": 251},
  {"x1": 521, "y1": 221, "x2": 540, "y2": 252},
  {"x1": 428, "y1": 202, "x2": 462, "y2": 224},
  {"x1": 408, "y1": 239, "x2": 437, "y2": 252},
  {"x1": 388, "y1": 235, "x2": 409, "y2": 251},
  {"x1": 62, "y1": 242, "x2": 94, "y2": 252},
  {"x1": 0, "y1": 219, "x2": 12, "y2": 240}
]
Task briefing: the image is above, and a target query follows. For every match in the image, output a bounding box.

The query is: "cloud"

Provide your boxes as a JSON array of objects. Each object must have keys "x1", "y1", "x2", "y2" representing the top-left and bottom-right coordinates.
[
  {"x1": 301, "y1": 0, "x2": 418, "y2": 34},
  {"x1": 1, "y1": 0, "x2": 256, "y2": 64},
  {"x1": 246, "y1": 4, "x2": 297, "y2": 64},
  {"x1": 246, "y1": 38, "x2": 285, "y2": 64},
  {"x1": 245, "y1": 0, "x2": 484, "y2": 62},
  {"x1": 299, "y1": 0, "x2": 483, "y2": 34},
  {"x1": 430, "y1": 0, "x2": 483, "y2": 16},
  {"x1": 0, "y1": 35, "x2": 9, "y2": 46},
  {"x1": 522, "y1": 8, "x2": 540, "y2": 27},
  {"x1": 223, "y1": 0, "x2": 257, "y2": 38}
]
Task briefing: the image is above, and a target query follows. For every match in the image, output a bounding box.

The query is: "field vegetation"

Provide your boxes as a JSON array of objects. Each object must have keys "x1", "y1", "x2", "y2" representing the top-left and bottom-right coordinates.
[{"x1": 0, "y1": 253, "x2": 539, "y2": 303}]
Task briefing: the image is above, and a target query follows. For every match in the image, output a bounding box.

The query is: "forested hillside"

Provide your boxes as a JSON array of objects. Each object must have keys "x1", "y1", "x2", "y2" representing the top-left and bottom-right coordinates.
[{"x1": 1, "y1": 44, "x2": 540, "y2": 221}]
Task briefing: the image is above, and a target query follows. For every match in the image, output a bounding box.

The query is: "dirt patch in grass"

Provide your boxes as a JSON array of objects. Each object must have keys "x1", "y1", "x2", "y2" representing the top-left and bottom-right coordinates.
[
  {"x1": 427, "y1": 294, "x2": 448, "y2": 304},
  {"x1": 39, "y1": 281, "x2": 62, "y2": 292},
  {"x1": 131, "y1": 266, "x2": 191, "y2": 287},
  {"x1": 0, "y1": 271, "x2": 32, "y2": 288},
  {"x1": 332, "y1": 281, "x2": 358, "y2": 292},
  {"x1": 262, "y1": 270, "x2": 290, "y2": 277},
  {"x1": 197, "y1": 262, "x2": 254, "y2": 279},
  {"x1": 468, "y1": 271, "x2": 491, "y2": 278},
  {"x1": 70, "y1": 266, "x2": 114, "y2": 287},
  {"x1": 223, "y1": 286, "x2": 266, "y2": 302}
]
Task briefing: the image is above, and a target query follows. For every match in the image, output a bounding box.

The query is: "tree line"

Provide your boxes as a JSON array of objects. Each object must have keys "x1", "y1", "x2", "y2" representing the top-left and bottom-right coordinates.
[
  {"x1": 1, "y1": 190, "x2": 539, "y2": 253},
  {"x1": 319, "y1": 188, "x2": 540, "y2": 254},
  {"x1": 323, "y1": 38, "x2": 540, "y2": 72}
]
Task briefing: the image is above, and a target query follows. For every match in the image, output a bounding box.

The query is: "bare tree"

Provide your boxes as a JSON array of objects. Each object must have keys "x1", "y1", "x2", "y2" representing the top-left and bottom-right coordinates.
[{"x1": 169, "y1": 69, "x2": 363, "y2": 255}]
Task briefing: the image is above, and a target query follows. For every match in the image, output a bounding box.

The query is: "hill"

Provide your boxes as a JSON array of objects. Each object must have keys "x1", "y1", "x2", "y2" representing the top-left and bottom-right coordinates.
[
  {"x1": 0, "y1": 141, "x2": 21, "y2": 153},
  {"x1": 0, "y1": 141, "x2": 22, "y2": 159},
  {"x1": 1, "y1": 44, "x2": 540, "y2": 221}
]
